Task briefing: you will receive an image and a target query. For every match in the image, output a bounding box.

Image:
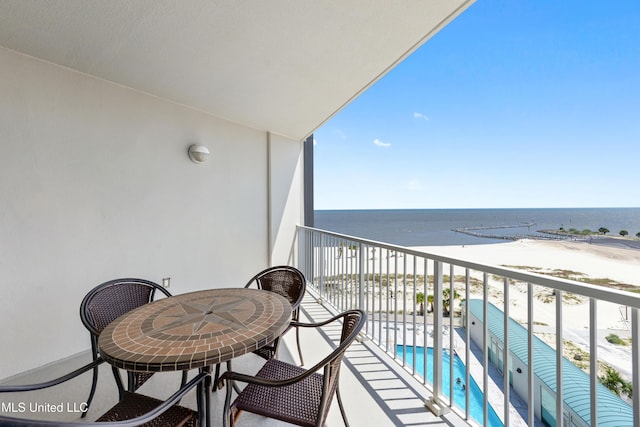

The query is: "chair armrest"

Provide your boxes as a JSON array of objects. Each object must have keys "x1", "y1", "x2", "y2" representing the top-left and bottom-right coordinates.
[
  {"x1": 0, "y1": 358, "x2": 104, "y2": 393},
  {"x1": 0, "y1": 369, "x2": 209, "y2": 427},
  {"x1": 220, "y1": 310, "x2": 365, "y2": 390},
  {"x1": 290, "y1": 315, "x2": 344, "y2": 329}
]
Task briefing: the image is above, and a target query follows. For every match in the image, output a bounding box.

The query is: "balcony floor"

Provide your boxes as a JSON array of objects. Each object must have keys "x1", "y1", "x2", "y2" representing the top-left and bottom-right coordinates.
[{"x1": 1, "y1": 293, "x2": 473, "y2": 426}]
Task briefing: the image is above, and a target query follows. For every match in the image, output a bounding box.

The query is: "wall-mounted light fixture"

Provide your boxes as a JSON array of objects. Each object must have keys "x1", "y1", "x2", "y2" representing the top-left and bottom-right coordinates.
[{"x1": 188, "y1": 144, "x2": 210, "y2": 163}]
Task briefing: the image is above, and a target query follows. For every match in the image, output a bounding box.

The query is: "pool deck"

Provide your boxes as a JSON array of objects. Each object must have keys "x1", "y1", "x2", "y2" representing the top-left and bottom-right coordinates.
[{"x1": 456, "y1": 329, "x2": 544, "y2": 427}]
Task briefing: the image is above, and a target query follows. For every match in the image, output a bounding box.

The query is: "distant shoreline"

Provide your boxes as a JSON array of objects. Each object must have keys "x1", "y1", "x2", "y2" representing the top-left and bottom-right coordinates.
[{"x1": 315, "y1": 207, "x2": 640, "y2": 247}]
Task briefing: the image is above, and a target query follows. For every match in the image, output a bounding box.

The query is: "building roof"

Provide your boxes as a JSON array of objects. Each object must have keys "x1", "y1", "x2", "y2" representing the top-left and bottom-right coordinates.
[{"x1": 467, "y1": 299, "x2": 632, "y2": 427}]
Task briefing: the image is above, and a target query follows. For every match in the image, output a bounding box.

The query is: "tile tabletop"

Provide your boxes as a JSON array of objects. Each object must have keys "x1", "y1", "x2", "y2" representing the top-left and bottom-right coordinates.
[{"x1": 98, "y1": 287, "x2": 292, "y2": 372}]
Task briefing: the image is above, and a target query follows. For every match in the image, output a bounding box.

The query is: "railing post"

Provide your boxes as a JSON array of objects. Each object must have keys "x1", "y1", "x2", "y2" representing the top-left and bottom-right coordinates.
[
  {"x1": 483, "y1": 272, "x2": 489, "y2": 427},
  {"x1": 556, "y1": 290, "x2": 564, "y2": 427},
  {"x1": 317, "y1": 231, "x2": 325, "y2": 304},
  {"x1": 633, "y1": 308, "x2": 640, "y2": 426},
  {"x1": 465, "y1": 269, "x2": 471, "y2": 421},
  {"x1": 449, "y1": 264, "x2": 455, "y2": 401},
  {"x1": 358, "y1": 243, "x2": 365, "y2": 308},
  {"x1": 528, "y1": 283, "x2": 535, "y2": 427},
  {"x1": 359, "y1": 241, "x2": 365, "y2": 311},
  {"x1": 590, "y1": 298, "x2": 598, "y2": 427},
  {"x1": 426, "y1": 260, "x2": 449, "y2": 415},
  {"x1": 503, "y1": 277, "x2": 510, "y2": 427}
]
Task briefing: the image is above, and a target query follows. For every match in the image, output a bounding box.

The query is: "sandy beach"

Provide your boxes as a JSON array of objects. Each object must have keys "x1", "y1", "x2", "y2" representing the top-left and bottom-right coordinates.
[{"x1": 413, "y1": 239, "x2": 640, "y2": 287}]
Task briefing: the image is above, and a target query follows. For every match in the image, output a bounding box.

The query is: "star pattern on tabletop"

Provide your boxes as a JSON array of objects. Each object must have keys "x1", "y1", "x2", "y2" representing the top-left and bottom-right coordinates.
[{"x1": 148, "y1": 296, "x2": 253, "y2": 336}]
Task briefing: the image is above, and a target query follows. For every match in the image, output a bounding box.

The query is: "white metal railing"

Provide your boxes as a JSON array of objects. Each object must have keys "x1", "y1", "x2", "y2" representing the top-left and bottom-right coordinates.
[{"x1": 293, "y1": 225, "x2": 640, "y2": 427}]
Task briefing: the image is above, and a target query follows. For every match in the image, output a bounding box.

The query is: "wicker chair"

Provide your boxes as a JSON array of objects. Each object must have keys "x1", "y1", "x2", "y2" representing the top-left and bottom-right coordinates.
[
  {"x1": 218, "y1": 309, "x2": 365, "y2": 427},
  {"x1": 79, "y1": 278, "x2": 188, "y2": 417},
  {"x1": 0, "y1": 357, "x2": 208, "y2": 427},
  {"x1": 244, "y1": 266, "x2": 306, "y2": 363}
]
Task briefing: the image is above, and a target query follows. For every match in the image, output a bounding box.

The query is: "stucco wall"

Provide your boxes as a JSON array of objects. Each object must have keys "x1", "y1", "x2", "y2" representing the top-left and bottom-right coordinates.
[
  {"x1": 0, "y1": 47, "x2": 303, "y2": 379},
  {"x1": 268, "y1": 133, "x2": 304, "y2": 266}
]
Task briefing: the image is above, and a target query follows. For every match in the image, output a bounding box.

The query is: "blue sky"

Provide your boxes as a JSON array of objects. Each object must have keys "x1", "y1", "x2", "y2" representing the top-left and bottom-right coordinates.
[{"x1": 314, "y1": 1, "x2": 640, "y2": 210}]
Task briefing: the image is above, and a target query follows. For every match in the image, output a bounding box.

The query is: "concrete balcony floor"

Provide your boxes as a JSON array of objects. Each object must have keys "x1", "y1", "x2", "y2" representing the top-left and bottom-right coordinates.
[{"x1": 1, "y1": 292, "x2": 473, "y2": 427}]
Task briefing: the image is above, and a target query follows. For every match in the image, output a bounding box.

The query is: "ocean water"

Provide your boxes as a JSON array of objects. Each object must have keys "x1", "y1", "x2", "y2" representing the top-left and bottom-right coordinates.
[{"x1": 314, "y1": 208, "x2": 640, "y2": 247}]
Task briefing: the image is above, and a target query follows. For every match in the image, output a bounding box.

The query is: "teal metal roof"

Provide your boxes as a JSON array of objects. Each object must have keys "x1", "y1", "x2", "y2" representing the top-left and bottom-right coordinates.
[{"x1": 467, "y1": 299, "x2": 633, "y2": 427}]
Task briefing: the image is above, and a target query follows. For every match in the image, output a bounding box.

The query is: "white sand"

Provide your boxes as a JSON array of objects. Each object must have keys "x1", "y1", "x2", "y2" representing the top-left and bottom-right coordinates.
[{"x1": 413, "y1": 239, "x2": 640, "y2": 287}]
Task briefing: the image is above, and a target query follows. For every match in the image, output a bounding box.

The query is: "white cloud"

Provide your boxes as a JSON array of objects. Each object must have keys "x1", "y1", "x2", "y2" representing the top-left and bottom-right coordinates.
[
  {"x1": 373, "y1": 138, "x2": 391, "y2": 148},
  {"x1": 407, "y1": 180, "x2": 423, "y2": 191},
  {"x1": 413, "y1": 111, "x2": 429, "y2": 121},
  {"x1": 334, "y1": 129, "x2": 347, "y2": 139}
]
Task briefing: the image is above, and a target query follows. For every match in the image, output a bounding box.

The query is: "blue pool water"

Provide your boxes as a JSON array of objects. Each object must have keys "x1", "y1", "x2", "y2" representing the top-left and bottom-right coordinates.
[{"x1": 396, "y1": 345, "x2": 503, "y2": 427}]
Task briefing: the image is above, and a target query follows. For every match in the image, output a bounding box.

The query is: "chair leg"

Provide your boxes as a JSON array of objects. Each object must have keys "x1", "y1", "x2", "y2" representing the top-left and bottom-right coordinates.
[
  {"x1": 82, "y1": 341, "x2": 100, "y2": 418},
  {"x1": 127, "y1": 371, "x2": 136, "y2": 392},
  {"x1": 295, "y1": 326, "x2": 304, "y2": 365},
  {"x1": 196, "y1": 368, "x2": 205, "y2": 427},
  {"x1": 111, "y1": 366, "x2": 125, "y2": 400},
  {"x1": 212, "y1": 363, "x2": 221, "y2": 392},
  {"x1": 335, "y1": 385, "x2": 350, "y2": 427},
  {"x1": 81, "y1": 363, "x2": 99, "y2": 418}
]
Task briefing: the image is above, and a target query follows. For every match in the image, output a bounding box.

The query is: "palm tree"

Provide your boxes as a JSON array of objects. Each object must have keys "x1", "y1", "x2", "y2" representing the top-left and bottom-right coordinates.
[
  {"x1": 442, "y1": 288, "x2": 460, "y2": 317},
  {"x1": 416, "y1": 292, "x2": 425, "y2": 316},
  {"x1": 427, "y1": 294, "x2": 434, "y2": 313}
]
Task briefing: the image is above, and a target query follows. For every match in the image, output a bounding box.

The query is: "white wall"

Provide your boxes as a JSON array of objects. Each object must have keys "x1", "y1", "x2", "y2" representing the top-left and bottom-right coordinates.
[
  {"x1": 268, "y1": 133, "x2": 304, "y2": 266},
  {"x1": 0, "y1": 48, "x2": 304, "y2": 379}
]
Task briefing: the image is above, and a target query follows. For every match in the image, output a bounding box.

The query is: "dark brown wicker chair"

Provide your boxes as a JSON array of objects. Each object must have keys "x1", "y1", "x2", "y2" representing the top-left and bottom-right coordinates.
[
  {"x1": 79, "y1": 278, "x2": 188, "y2": 417},
  {"x1": 0, "y1": 357, "x2": 208, "y2": 427},
  {"x1": 218, "y1": 309, "x2": 365, "y2": 427},
  {"x1": 244, "y1": 266, "x2": 307, "y2": 363}
]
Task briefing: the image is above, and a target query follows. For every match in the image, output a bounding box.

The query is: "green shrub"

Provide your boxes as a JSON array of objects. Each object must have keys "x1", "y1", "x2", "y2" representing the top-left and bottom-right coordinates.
[
  {"x1": 599, "y1": 366, "x2": 633, "y2": 397},
  {"x1": 606, "y1": 334, "x2": 628, "y2": 346}
]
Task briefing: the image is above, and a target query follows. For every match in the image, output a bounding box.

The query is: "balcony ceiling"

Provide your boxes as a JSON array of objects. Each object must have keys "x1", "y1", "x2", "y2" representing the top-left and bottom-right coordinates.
[{"x1": 0, "y1": 0, "x2": 473, "y2": 141}]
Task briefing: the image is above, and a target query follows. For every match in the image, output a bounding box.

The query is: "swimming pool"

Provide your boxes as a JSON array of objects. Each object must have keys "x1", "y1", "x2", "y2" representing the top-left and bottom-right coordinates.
[{"x1": 396, "y1": 345, "x2": 503, "y2": 427}]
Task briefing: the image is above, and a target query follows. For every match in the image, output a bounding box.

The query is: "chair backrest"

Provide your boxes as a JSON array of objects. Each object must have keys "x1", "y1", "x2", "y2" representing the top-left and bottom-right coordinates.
[
  {"x1": 245, "y1": 266, "x2": 306, "y2": 311},
  {"x1": 317, "y1": 309, "x2": 365, "y2": 425},
  {"x1": 80, "y1": 278, "x2": 171, "y2": 336}
]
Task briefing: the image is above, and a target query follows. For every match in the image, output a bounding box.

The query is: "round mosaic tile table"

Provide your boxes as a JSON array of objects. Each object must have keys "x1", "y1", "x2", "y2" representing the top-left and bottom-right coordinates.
[{"x1": 98, "y1": 288, "x2": 292, "y2": 372}]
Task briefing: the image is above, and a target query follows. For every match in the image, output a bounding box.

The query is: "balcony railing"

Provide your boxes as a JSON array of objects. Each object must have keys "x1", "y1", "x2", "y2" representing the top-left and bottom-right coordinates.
[{"x1": 293, "y1": 225, "x2": 640, "y2": 427}]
